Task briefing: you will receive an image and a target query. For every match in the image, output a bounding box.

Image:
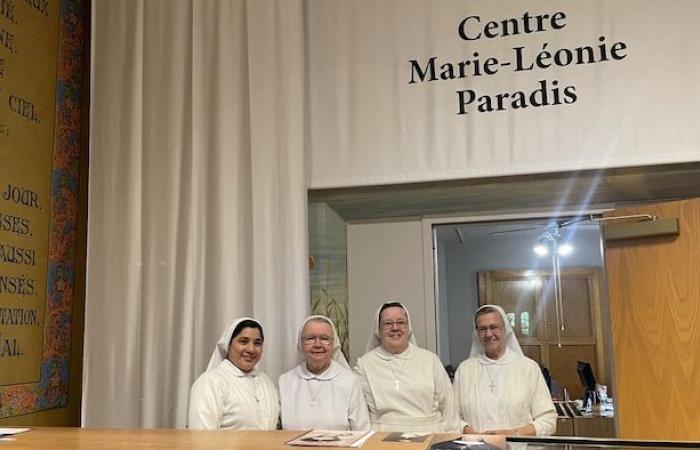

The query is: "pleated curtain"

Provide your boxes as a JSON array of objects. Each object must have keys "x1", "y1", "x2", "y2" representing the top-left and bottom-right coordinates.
[{"x1": 84, "y1": 0, "x2": 309, "y2": 428}]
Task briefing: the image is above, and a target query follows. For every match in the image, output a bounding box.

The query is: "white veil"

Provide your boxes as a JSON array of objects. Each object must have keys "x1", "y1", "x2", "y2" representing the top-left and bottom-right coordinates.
[
  {"x1": 206, "y1": 317, "x2": 264, "y2": 372},
  {"x1": 468, "y1": 304, "x2": 523, "y2": 359},
  {"x1": 364, "y1": 302, "x2": 418, "y2": 353},
  {"x1": 296, "y1": 315, "x2": 350, "y2": 370}
]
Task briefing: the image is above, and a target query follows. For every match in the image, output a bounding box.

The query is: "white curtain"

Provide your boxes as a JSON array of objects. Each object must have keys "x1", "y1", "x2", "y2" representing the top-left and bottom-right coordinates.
[{"x1": 84, "y1": 0, "x2": 308, "y2": 428}]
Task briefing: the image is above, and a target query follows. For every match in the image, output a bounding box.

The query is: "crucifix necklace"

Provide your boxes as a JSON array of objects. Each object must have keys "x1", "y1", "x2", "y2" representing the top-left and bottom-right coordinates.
[
  {"x1": 484, "y1": 366, "x2": 498, "y2": 394},
  {"x1": 248, "y1": 377, "x2": 261, "y2": 403},
  {"x1": 305, "y1": 379, "x2": 324, "y2": 407},
  {"x1": 487, "y1": 378, "x2": 496, "y2": 393},
  {"x1": 387, "y1": 357, "x2": 408, "y2": 390}
]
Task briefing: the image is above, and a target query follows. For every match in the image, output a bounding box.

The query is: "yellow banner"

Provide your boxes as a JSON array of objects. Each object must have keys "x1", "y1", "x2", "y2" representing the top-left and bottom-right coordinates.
[{"x1": 0, "y1": 0, "x2": 60, "y2": 385}]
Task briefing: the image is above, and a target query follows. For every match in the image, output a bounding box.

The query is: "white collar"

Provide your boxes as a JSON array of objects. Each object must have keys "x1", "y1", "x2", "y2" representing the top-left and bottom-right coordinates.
[
  {"x1": 477, "y1": 347, "x2": 517, "y2": 366},
  {"x1": 374, "y1": 342, "x2": 414, "y2": 361},
  {"x1": 220, "y1": 358, "x2": 260, "y2": 377},
  {"x1": 296, "y1": 360, "x2": 341, "y2": 380}
]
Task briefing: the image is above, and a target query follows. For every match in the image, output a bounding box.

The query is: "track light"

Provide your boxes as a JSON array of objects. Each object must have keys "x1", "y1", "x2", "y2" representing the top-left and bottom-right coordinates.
[
  {"x1": 533, "y1": 232, "x2": 574, "y2": 257},
  {"x1": 533, "y1": 242, "x2": 549, "y2": 256},
  {"x1": 557, "y1": 242, "x2": 574, "y2": 256},
  {"x1": 533, "y1": 234, "x2": 552, "y2": 256}
]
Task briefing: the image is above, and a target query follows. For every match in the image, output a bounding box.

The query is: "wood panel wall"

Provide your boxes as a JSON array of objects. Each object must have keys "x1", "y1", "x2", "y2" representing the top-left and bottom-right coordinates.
[{"x1": 604, "y1": 198, "x2": 700, "y2": 440}]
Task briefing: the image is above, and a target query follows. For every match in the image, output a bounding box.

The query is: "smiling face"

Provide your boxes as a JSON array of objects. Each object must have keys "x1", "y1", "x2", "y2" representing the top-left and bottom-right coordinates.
[
  {"x1": 301, "y1": 319, "x2": 334, "y2": 374},
  {"x1": 227, "y1": 327, "x2": 263, "y2": 372},
  {"x1": 475, "y1": 311, "x2": 506, "y2": 359},
  {"x1": 378, "y1": 306, "x2": 411, "y2": 354}
]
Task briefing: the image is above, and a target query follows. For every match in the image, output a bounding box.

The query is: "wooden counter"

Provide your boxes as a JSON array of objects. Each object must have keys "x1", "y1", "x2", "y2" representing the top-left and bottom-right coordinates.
[{"x1": 1, "y1": 428, "x2": 462, "y2": 449}]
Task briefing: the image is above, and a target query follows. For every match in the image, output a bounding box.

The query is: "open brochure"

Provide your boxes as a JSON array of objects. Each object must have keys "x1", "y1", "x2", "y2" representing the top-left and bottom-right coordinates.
[
  {"x1": 430, "y1": 435, "x2": 506, "y2": 450},
  {"x1": 0, "y1": 428, "x2": 30, "y2": 436},
  {"x1": 286, "y1": 429, "x2": 375, "y2": 447},
  {"x1": 0, "y1": 428, "x2": 31, "y2": 441},
  {"x1": 383, "y1": 432, "x2": 432, "y2": 443}
]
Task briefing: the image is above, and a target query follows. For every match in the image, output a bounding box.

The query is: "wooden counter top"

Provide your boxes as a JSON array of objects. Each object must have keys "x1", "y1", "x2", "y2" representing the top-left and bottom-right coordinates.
[{"x1": 2, "y1": 428, "x2": 461, "y2": 449}]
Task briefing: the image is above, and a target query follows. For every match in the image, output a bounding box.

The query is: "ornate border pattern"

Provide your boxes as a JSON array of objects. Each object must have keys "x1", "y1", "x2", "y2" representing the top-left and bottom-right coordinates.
[{"x1": 0, "y1": 0, "x2": 87, "y2": 418}]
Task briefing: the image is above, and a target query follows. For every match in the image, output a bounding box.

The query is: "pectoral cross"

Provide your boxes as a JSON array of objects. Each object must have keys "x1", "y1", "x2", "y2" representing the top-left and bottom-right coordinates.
[
  {"x1": 488, "y1": 382, "x2": 496, "y2": 393},
  {"x1": 394, "y1": 378, "x2": 401, "y2": 390}
]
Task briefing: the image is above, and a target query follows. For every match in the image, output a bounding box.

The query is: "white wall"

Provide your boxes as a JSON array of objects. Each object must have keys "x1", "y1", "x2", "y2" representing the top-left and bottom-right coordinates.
[
  {"x1": 441, "y1": 230, "x2": 603, "y2": 366},
  {"x1": 347, "y1": 220, "x2": 428, "y2": 365},
  {"x1": 436, "y1": 241, "x2": 451, "y2": 365}
]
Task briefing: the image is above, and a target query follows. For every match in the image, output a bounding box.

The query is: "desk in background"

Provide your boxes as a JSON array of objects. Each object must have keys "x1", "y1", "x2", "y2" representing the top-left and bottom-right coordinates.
[{"x1": 554, "y1": 401, "x2": 615, "y2": 438}]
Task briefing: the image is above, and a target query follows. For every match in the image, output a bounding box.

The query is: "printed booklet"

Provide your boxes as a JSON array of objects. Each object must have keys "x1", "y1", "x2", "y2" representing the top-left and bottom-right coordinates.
[{"x1": 286, "y1": 429, "x2": 374, "y2": 447}]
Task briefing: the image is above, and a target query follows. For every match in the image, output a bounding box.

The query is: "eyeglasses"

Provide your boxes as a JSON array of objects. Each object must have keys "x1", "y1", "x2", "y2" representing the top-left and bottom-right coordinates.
[
  {"x1": 380, "y1": 320, "x2": 408, "y2": 330},
  {"x1": 476, "y1": 325, "x2": 503, "y2": 334},
  {"x1": 302, "y1": 335, "x2": 332, "y2": 346}
]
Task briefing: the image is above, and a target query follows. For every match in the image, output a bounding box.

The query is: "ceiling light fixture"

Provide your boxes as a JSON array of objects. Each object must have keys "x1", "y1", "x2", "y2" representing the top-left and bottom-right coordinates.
[
  {"x1": 557, "y1": 242, "x2": 574, "y2": 256},
  {"x1": 532, "y1": 232, "x2": 574, "y2": 257},
  {"x1": 533, "y1": 232, "x2": 554, "y2": 256},
  {"x1": 533, "y1": 241, "x2": 549, "y2": 256}
]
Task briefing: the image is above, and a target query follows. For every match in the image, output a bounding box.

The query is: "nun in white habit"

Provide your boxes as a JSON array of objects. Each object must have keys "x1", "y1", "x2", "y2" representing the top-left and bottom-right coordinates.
[
  {"x1": 354, "y1": 302, "x2": 460, "y2": 433},
  {"x1": 453, "y1": 304, "x2": 557, "y2": 436},
  {"x1": 188, "y1": 318, "x2": 279, "y2": 430},
  {"x1": 279, "y1": 315, "x2": 370, "y2": 431}
]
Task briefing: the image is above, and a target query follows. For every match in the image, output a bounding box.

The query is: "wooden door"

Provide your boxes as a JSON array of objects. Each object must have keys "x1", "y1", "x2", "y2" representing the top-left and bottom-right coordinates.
[
  {"x1": 604, "y1": 198, "x2": 700, "y2": 440},
  {"x1": 477, "y1": 270, "x2": 544, "y2": 365},
  {"x1": 541, "y1": 269, "x2": 606, "y2": 400}
]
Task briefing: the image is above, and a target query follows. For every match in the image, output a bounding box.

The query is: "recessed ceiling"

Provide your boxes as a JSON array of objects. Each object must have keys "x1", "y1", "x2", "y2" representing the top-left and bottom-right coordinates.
[{"x1": 309, "y1": 162, "x2": 700, "y2": 220}]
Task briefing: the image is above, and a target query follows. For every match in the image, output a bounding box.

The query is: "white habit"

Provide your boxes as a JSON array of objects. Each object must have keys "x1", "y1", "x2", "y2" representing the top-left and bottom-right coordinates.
[
  {"x1": 355, "y1": 343, "x2": 460, "y2": 432},
  {"x1": 453, "y1": 348, "x2": 557, "y2": 436},
  {"x1": 188, "y1": 359, "x2": 279, "y2": 430},
  {"x1": 279, "y1": 360, "x2": 370, "y2": 431}
]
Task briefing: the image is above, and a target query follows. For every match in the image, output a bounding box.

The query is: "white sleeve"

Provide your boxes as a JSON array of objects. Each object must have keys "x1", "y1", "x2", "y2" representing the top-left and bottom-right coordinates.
[
  {"x1": 188, "y1": 375, "x2": 223, "y2": 430},
  {"x1": 347, "y1": 375, "x2": 371, "y2": 431},
  {"x1": 529, "y1": 365, "x2": 557, "y2": 436},
  {"x1": 353, "y1": 358, "x2": 377, "y2": 416},
  {"x1": 261, "y1": 374, "x2": 281, "y2": 430},
  {"x1": 435, "y1": 357, "x2": 460, "y2": 433},
  {"x1": 452, "y1": 363, "x2": 470, "y2": 432},
  {"x1": 277, "y1": 373, "x2": 288, "y2": 429}
]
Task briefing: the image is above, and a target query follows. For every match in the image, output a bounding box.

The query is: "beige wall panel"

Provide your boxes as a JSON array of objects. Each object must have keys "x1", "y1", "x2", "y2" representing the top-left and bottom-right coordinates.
[{"x1": 347, "y1": 220, "x2": 427, "y2": 365}]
